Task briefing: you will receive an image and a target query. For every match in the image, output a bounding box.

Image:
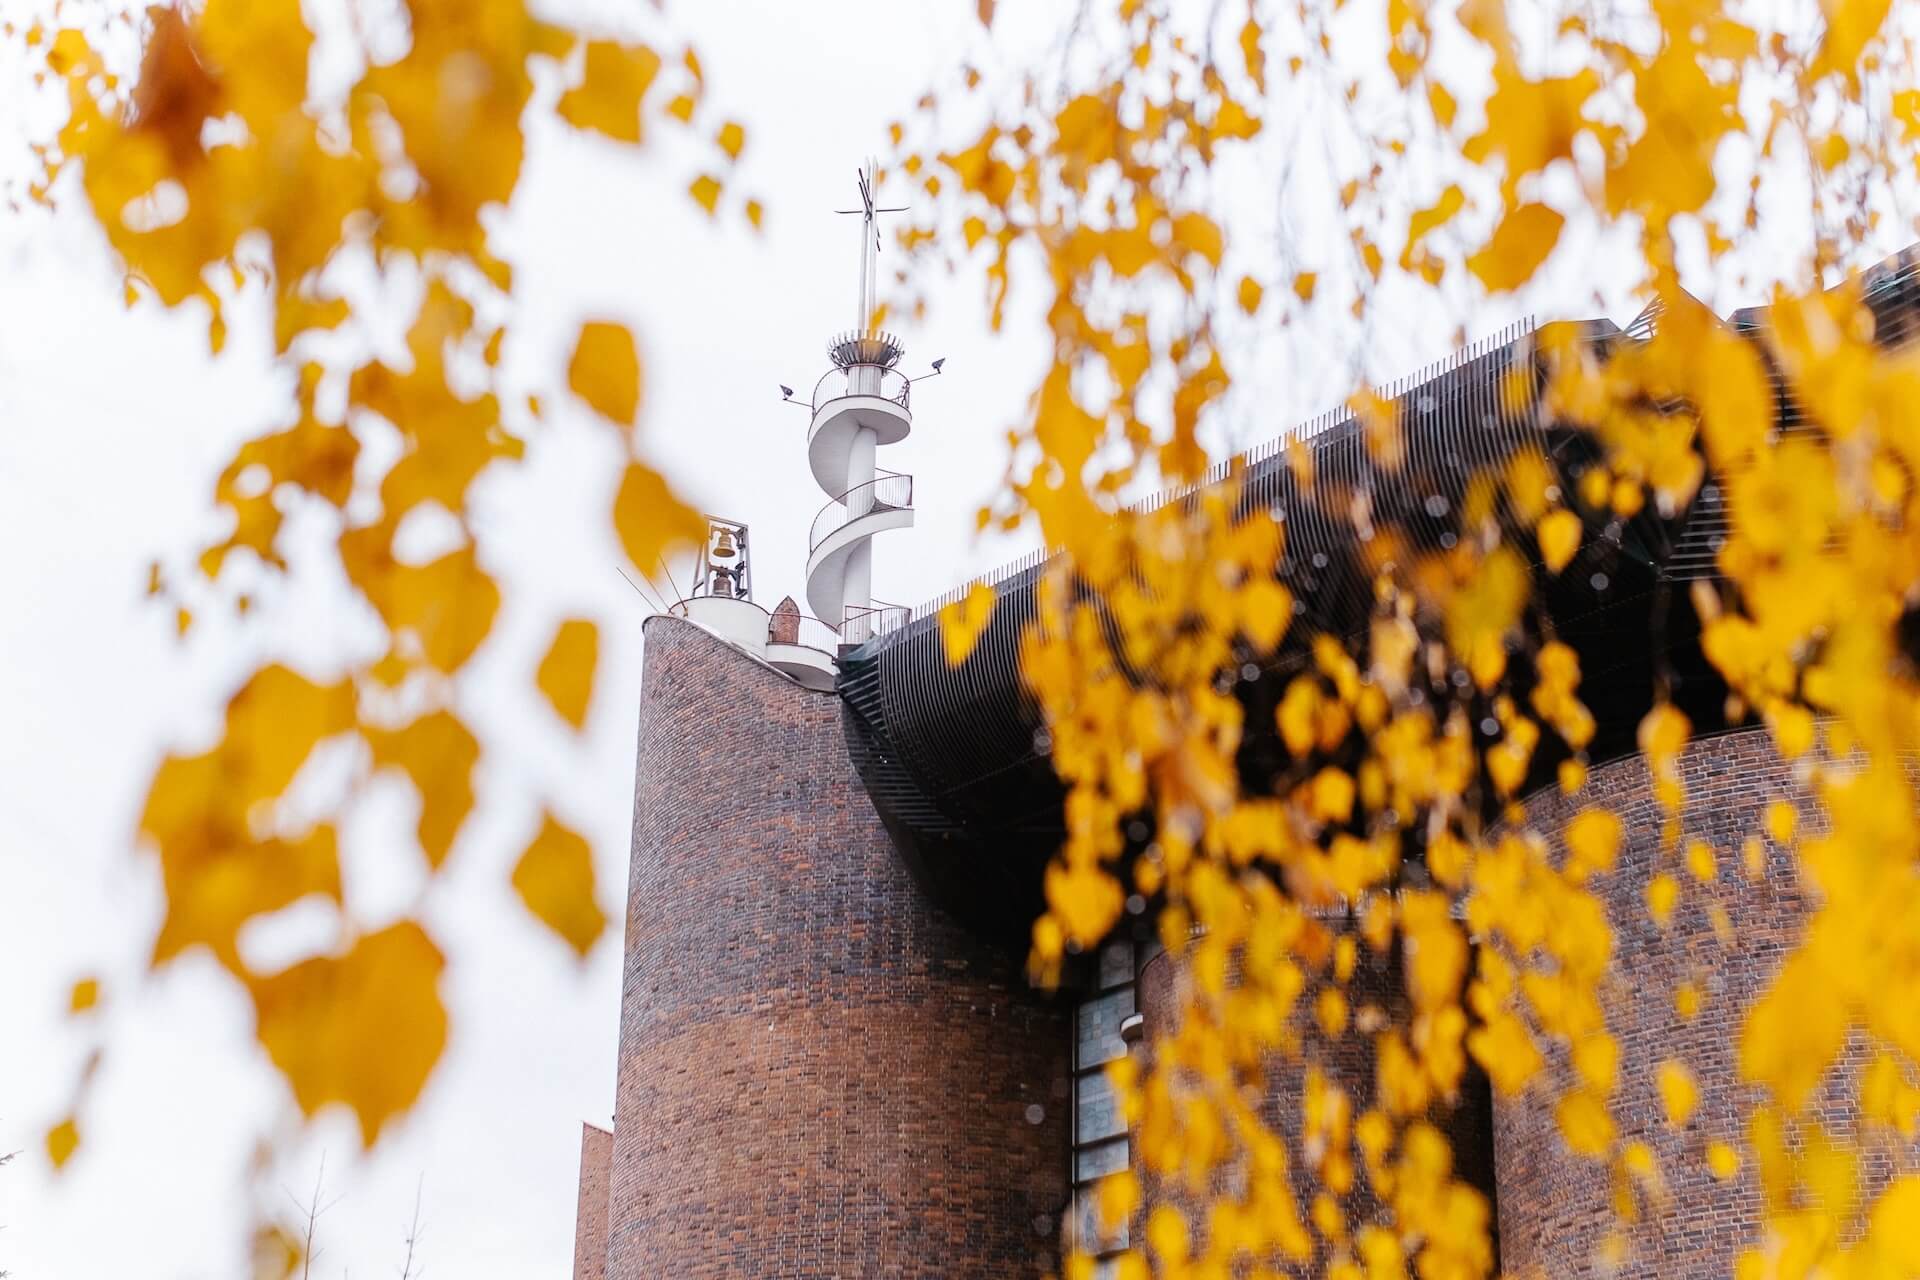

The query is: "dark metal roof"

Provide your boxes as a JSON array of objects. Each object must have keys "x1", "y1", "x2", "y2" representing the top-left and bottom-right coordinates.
[{"x1": 839, "y1": 253, "x2": 1919, "y2": 939}]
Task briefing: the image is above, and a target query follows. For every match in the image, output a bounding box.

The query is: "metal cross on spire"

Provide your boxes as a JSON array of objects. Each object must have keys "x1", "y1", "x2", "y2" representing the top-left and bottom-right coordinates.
[{"x1": 834, "y1": 158, "x2": 907, "y2": 335}]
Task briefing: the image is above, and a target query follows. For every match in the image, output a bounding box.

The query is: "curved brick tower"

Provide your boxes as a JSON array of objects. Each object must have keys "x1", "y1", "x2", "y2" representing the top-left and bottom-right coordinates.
[
  {"x1": 593, "y1": 616, "x2": 1070, "y2": 1278},
  {"x1": 1493, "y1": 726, "x2": 1900, "y2": 1277}
]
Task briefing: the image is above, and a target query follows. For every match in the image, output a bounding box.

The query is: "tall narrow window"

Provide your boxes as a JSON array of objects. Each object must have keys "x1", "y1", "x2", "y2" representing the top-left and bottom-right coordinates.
[{"x1": 1067, "y1": 938, "x2": 1136, "y2": 1272}]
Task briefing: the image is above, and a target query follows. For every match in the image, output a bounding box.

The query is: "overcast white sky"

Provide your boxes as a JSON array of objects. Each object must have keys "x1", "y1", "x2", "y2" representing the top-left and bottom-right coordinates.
[{"x1": 4, "y1": 1, "x2": 1906, "y2": 1276}]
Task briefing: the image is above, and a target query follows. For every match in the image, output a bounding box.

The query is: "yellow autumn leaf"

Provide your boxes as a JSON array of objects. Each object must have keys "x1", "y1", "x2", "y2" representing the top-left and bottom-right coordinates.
[
  {"x1": 219, "y1": 664, "x2": 357, "y2": 806},
  {"x1": 1240, "y1": 17, "x2": 1265, "y2": 90},
  {"x1": 568, "y1": 319, "x2": 642, "y2": 426},
  {"x1": 1862, "y1": 1053, "x2": 1920, "y2": 1137},
  {"x1": 1309, "y1": 767, "x2": 1356, "y2": 823},
  {"x1": 1696, "y1": 328, "x2": 1771, "y2": 465},
  {"x1": 370, "y1": 548, "x2": 500, "y2": 674},
  {"x1": 1538, "y1": 507, "x2": 1581, "y2": 573},
  {"x1": 1468, "y1": 1012, "x2": 1543, "y2": 1094},
  {"x1": 1685, "y1": 839, "x2": 1717, "y2": 883},
  {"x1": 537, "y1": 618, "x2": 599, "y2": 731},
  {"x1": 939, "y1": 582, "x2": 995, "y2": 665},
  {"x1": 69, "y1": 977, "x2": 100, "y2": 1013},
  {"x1": 249, "y1": 922, "x2": 448, "y2": 1146},
  {"x1": 1813, "y1": 0, "x2": 1895, "y2": 79},
  {"x1": 1445, "y1": 545, "x2": 1527, "y2": 689},
  {"x1": 1657, "y1": 1060, "x2": 1699, "y2": 1128},
  {"x1": 1316, "y1": 985, "x2": 1349, "y2": 1036},
  {"x1": 1740, "y1": 951, "x2": 1846, "y2": 1113},
  {"x1": 1044, "y1": 858, "x2": 1124, "y2": 946},
  {"x1": 1646, "y1": 872, "x2": 1679, "y2": 927},
  {"x1": 689, "y1": 172, "x2": 722, "y2": 216},
  {"x1": 1555, "y1": 1088, "x2": 1616, "y2": 1155},
  {"x1": 1277, "y1": 677, "x2": 1319, "y2": 757},
  {"x1": 1870, "y1": 1177, "x2": 1920, "y2": 1271},
  {"x1": 1293, "y1": 271, "x2": 1317, "y2": 301},
  {"x1": 1239, "y1": 576, "x2": 1292, "y2": 652},
  {"x1": 558, "y1": 41, "x2": 660, "y2": 144},
  {"x1": 46, "y1": 1115, "x2": 79, "y2": 1170},
  {"x1": 1705, "y1": 1140, "x2": 1740, "y2": 1179},
  {"x1": 368, "y1": 710, "x2": 478, "y2": 870},
  {"x1": 1765, "y1": 800, "x2": 1796, "y2": 846},
  {"x1": 1765, "y1": 700, "x2": 1814, "y2": 759},
  {"x1": 149, "y1": 819, "x2": 343, "y2": 970},
  {"x1": 512, "y1": 812, "x2": 607, "y2": 959},
  {"x1": 252, "y1": 1223, "x2": 300, "y2": 1279},
  {"x1": 1401, "y1": 184, "x2": 1465, "y2": 268},
  {"x1": 1171, "y1": 211, "x2": 1223, "y2": 266},
  {"x1": 1564, "y1": 808, "x2": 1622, "y2": 881},
  {"x1": 1637, "y1": 702, "x2": 1690, "y2": 763},
  {"x1": 1237, "y1": 274, "x2": 1263, "y2": 314},
  {"x1": 613, "y1": 461, "x2": 703, "y2": 578},
  {"x1": 715, "y1": 119, "x2": 745, "y2": 160},
  {"x1": 1573, "y1": 1031, "x2": 1619, "y2": 1092},
  {"x1": 1097, "y1": 1168, "x2": 1140, "y2": 1231},
  {"x1": 1146, "y1": 1203, "x2": 1190, "y2": 1265},
  {"x1": 1468, "y1": 202, "x2": 1566, "y2": 292}
]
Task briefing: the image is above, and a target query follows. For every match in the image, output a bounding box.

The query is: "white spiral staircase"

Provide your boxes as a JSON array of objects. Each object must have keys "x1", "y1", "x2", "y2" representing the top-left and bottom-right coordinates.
[{"x1": 805, "y1": 329, "x2": 915, "y2": 644}]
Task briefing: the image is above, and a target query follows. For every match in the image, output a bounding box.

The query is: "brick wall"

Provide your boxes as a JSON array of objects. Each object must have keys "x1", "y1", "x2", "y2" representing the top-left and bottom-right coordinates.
[
  {"x1": 1494, "y1": 726, "x2": 1904, "y2": 1277},
  {"x1": 602, "y1": 616, "x2": 1072, "y2": 1278},
  {"x1": 573, "y1": 1122, "x2": 613, "y2": 1280}
]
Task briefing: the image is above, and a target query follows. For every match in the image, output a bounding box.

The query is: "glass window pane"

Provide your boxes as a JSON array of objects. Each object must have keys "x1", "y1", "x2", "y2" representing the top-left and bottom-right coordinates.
[
  {"x1": 1098, "y1": 940, "x2": 1134, "y2": 990},
  {"x1": 1075, "y1": 1068, "x2": 1125, "y2": 1142},
  {"x1": 1075, "y1": 1135, "x2": 1129, "y2": 1182},
  {"x1": 1068, "y1": 1189, "x2": 1132, "y2": 1253},
  {"x1": 1076, "y1": 987, "x2": 1136, "y2": 1068}
]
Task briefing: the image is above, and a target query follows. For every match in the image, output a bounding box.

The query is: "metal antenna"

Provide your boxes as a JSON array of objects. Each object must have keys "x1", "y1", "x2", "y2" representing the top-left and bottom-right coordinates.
[
  {"x1": 617, "y1": 565, "x2": 668, "y2": 615},
  {"x1": 655, "y1": 551, "x2": 686, "y2": 607},
  {"x1": 834, "y1": 158, "x2": 907, "y2": 334}
]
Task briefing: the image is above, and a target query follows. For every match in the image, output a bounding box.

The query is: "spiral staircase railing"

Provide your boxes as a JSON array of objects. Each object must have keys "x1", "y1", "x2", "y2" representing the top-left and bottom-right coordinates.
[
  {"x1": 809, "y1": 470, "x2": 914, "y2": 552},
  {"x1": 811, "y1": 364, "x2": 912, "y2": 413},
  {"x1": 842, "y1": 600, "x2": 910, "y2": 644}
]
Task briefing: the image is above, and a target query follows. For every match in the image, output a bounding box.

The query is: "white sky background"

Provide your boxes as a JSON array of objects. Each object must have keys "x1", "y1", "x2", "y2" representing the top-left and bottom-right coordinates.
[{"x1": 1, "y1": 0, "x2": 1911, "y2": 1276}]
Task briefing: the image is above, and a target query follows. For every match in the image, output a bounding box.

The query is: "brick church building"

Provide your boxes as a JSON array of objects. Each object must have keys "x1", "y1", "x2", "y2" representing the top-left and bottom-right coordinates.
[{"x1": 568, "y1": 234, "x2": 1920, "y2": 1278}]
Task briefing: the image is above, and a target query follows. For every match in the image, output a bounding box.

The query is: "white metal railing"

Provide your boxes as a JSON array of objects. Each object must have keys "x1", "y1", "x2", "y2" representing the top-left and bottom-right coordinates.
[
  {"x1": 809, "y1": 470, "x2": 914, "y2": 552},
  {"x1": 766, "y1": 610, "x2": 840, "y2": 653},
  {"x1": 841, "y1": 600, "x2": 910, "y2": 645},
  {"x1": 810, "y1": 363, "x2": 912, "y2": 414}
]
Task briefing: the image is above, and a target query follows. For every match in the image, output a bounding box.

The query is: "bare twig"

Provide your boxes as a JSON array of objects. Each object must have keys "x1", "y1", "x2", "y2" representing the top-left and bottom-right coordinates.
[
  {"x1": 2, "y1": 1135, "x2": 15, "y2": 1279},
  {"x1": 396, "y1": 1175, "x2": 425, "y2": 1280},
  {"x1": 284, "y1": 1152, "x2": 342, "y2": 1280}
]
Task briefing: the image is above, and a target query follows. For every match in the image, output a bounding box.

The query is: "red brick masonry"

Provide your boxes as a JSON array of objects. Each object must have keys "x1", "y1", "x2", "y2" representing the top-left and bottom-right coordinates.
[
  {"x1": 601, "y1": 617, "x2": 1071, "y2": 1278},
  {"x1": 573, "y1": 1122, "x2": 613, "y2": 1280},
  {"x1": 1131, "y1": 727, "x2": 1910, "y2": 1275},
  {"x1": 1496, "y1": 726, "x2": 1905, "y2": 1277}
]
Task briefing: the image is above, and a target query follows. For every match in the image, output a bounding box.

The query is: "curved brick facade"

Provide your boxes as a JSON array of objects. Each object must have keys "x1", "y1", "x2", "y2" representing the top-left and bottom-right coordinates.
[
  {"x1": 603, "y1": 617, "x2": 1071, "y2": 1278},
  {"x1": 1495, "y1": 727, "x2": 1900, "y2": 1277},
  {"x1": 573, "y1": 1123, "x2": 612, "y2": 1280},
  {"x1": 1133, "y1": 940, "x2": 1498, "y2": 1266}
]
